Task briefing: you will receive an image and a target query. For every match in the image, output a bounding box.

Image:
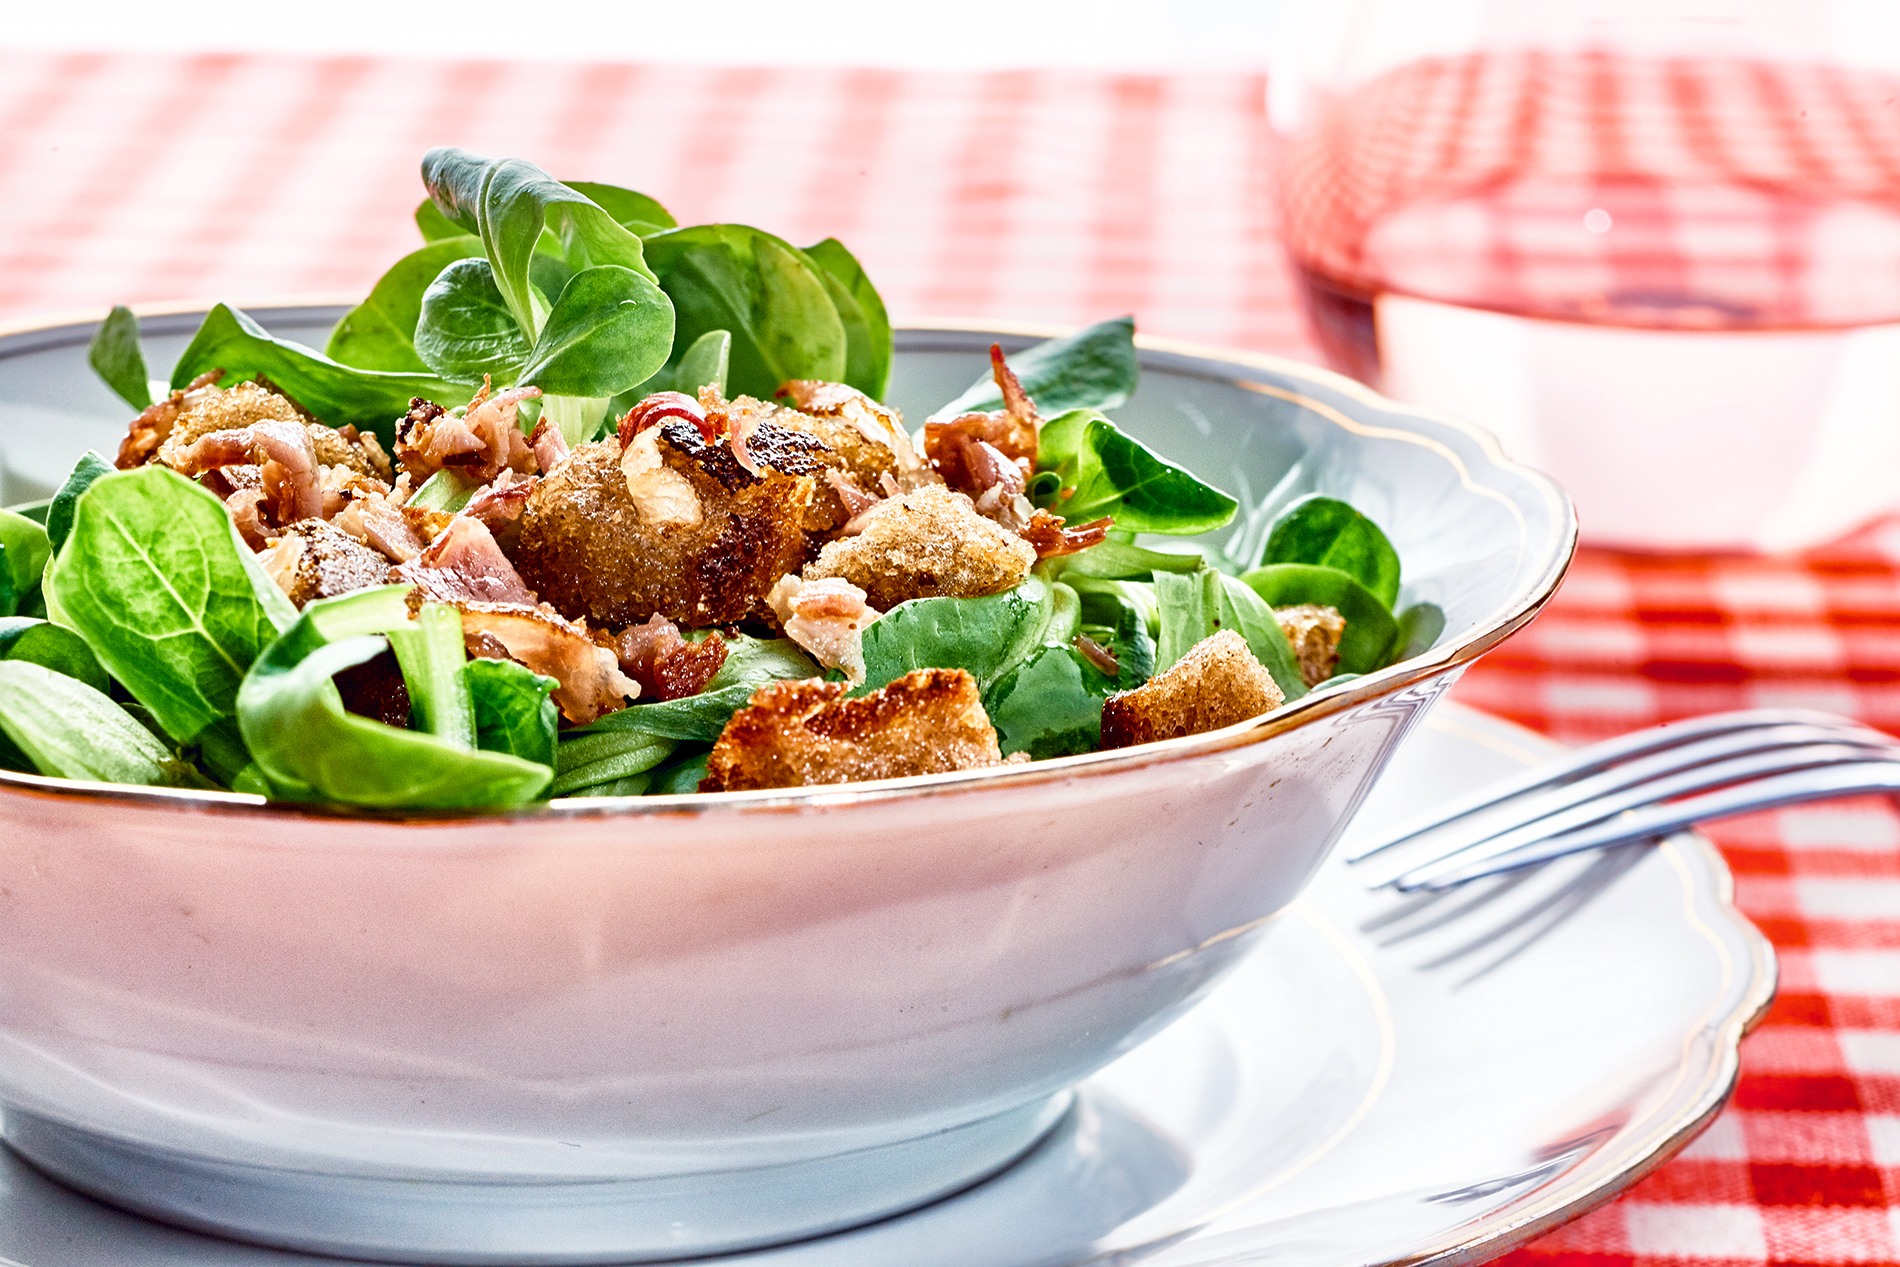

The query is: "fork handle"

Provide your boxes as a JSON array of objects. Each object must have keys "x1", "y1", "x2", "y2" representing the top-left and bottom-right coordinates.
[{"x1": 1404, "y1": 760, "x2": 1900, "y2": 890}]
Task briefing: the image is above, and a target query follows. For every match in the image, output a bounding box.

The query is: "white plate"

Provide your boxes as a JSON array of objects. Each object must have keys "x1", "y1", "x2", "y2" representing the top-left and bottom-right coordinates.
[{"x1": 0, "y1": 701, "x2": 1773, "y2": 1267}]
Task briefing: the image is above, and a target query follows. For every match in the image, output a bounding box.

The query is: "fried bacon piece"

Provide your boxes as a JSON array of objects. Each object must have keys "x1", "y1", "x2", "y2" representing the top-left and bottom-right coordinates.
[
  {"x1": 926, "y1": 344, "x2": 1045, "y2": 528},
  {"x1": 332, "y1": 492, "x2": 426, "y2": 563},
  {"x1": 613, "y1": 614, "x2": 728, "y2": 701},
  {"x1": 771, "y1": 381, "x2": 923, "y2": 532},
  {"x1": 173, "y1": 417, "x2": 323, "y2": 524},
  {"x1": 1275, "y1": 603, "x2": 1346, "y2": 687},
  {"x1": 529, "y1": 416, "x2": 570, "y2": 474},
  {"x1": 700, "y1": 668, "x2": 1002, "y2": 792},
  {"x1": 116, "y1": 370, "x2": 225, "y2": 469},
  {"x1": 394, "y1": 380, "x2": 539, "y2": 483},
  {"x1": 457, "y1": 604, "x2": 638, "y2": 725},
  {"x1": 803, "y1": 482, "x2": 1035, "y2": 611},
  {"x1": 766, "y1": 574, "x2": 879, "y2": 685},
  {"x1": 512, "y1": 420, "x2": 817, "y2": 630},
  {"x1": 393, "y1": 514, "x2": 539, "y2": 607},
  {"x1": 1019, "y1": 508, "x2": 1113, "y2": 559},
  {"x1": 256, "y1": 519, "x2": 393, "y2": 609},
  {"x1": 1099, "y1": 631, "x2": 1284, "y2": 749},
  {"x1": 462, "y1": 471, "x2": 537, "y2": 550}
]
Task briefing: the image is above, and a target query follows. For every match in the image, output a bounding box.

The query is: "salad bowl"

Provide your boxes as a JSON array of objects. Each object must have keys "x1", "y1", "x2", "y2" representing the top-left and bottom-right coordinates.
[{"x1": 0, "y1": 307, "x2": 1575, "y2": 1264}]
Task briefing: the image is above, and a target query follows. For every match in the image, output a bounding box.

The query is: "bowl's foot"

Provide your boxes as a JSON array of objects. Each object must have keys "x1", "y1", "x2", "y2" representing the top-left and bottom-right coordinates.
[{"x1": 3, "y1": 1095, "x2": 1072, "y2": 1265}]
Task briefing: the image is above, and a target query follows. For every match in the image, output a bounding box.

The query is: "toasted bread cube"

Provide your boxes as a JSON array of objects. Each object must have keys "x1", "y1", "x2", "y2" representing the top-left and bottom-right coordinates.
[
  {"x1": 514, "y1": 423, "x2": 816, "y2": 630},
  {"x1": 803, "y1": 483, "x2": 1035, "y2": 611},
  {"x1": 1275, "y1": 603, "x2": 1346, "y2": 687},
  {"x1": 701, "y1": 668, "x2": 1002, "y2": 791},
  {"x1": 1099, "y1": 630, "x2": 1284, "y2": 749},
  {"x1": 258, "y1": 519, "x2": 394, "y2": 609}
]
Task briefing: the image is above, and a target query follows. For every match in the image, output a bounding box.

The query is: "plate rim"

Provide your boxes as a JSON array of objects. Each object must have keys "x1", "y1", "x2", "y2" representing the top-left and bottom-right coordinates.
[{"x1": 1355, "y1": 703, "x2": 1777, "y2": 1267}]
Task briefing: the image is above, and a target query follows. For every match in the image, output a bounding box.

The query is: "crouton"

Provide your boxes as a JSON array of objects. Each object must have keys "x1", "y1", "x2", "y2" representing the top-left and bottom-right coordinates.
[
  {"x1": 771, "y1": 382, "x2": 907, "y2": 532},
  {"x1": 1275, "y1": 603, "x2": 1346, "y2": 687},
  {"x1": 512, "y1": 421, "x2": 816, "y2": 630},
  {"x1": 1099, "y1": 630, "x2": 1284, "y2": 749},
  {"x1": 700, "y1": 668, "x2": 1003, "y2": 791},
  {"x1": 149, "y1": 381, "x2": 391, "y2": 483},
  {"x1": 803, "y1": 482, "x2": 1035, "y2": 611},
  {"x1": 257, "y1": 519, "x2": 393, "y2": 608}
]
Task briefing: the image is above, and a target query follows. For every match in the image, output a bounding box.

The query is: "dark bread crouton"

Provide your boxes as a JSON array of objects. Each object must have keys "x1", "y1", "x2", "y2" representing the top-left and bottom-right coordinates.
[
  {"x1": 1275, "y1": 603, "x2": 1346, "y2": 686},
  {"x1": 513, "y1": 422, "x2": 815, "y2": 630},
  {"x1": 1099, "y1": 630, "x2": 1285, "y2": 749},
  {"x1": 258, "y1": 519, "x2": 393, "y2": 608},
  {"x1": 701, "y1": 668, "x2": 1002, "y2": 791},
  {"x1": 803, "y1": 483, "x2": 1035, "y2": 611}
]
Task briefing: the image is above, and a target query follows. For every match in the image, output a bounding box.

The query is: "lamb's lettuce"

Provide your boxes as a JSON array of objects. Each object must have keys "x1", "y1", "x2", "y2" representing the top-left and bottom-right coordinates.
[
  {"x1": 171, "y1": 304, "x2": 462, "y2": 440},
  {"x1": 804, "y1": 238, "x2": 892, "y2": 399},
  {"x1": 47, "y1": 466, "x2": 296, "y2": 784},
  {"x1": 0, "y1": 618, "x2": 107, "y2": 693},
  {"x1": 985, "y1": 645, "x2": 1117, "y2": 759},
  {"x1": 467, "y1": 659, "x2": 559, "y2": 768},
  {"x1": 1241, "y1": 563, "x2": 1400, "y2": 676},
  {"x1": 573, "y1": 635, "x2": 818, "y2": 743},
  {"x1": 0, "y1": 510, "x2": 49, "y2": 619},
  {"x1": 0, "y1": 660, "x2": 197, "y2": 787},
  {"x1": 858, "y1": 578, "x2": 1053, "y2": 694},
  {"x1": 237, "y1": 587, "x2": 550, "y2": 808},
  {"x1": 89, "y1": 305, "x2": 153, "y2": 410},
  {"x1": 1260, "y1": 495, "x2": 1401, "y2": 609},
  {"x1": 938, "y1": 314, "x2": 1138, "y2": 418},
  {"x1": 1035, "y1": 410, "x2": 1236, "y2": 535},
  {"x1": 550, "y1": 730, "x2": 677, "y2": 797},
  {"x1": 414, "y1": 258, "x2": 533, "y2": 384},
  {"x1": 641, "y1": 225, "x2": 849, "y2": 400},
  {"x1": 327, "y1": 236, "x2": 486, "y2": 373},
  {"x1": 47, "y1": 451, "x2": 115, "y2": 553}
]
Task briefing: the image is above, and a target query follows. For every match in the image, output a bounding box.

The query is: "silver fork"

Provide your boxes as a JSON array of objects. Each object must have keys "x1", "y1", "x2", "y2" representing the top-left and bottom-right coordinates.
[{"x1": 1350, "y1": 709, "x2": 1900, "y2": 892}]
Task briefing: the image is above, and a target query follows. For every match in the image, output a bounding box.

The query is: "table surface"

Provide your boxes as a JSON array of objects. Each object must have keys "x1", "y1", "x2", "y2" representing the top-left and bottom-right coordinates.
[{"x1": 1, "y1": 50, "x2": 1896, "y2": 1267}]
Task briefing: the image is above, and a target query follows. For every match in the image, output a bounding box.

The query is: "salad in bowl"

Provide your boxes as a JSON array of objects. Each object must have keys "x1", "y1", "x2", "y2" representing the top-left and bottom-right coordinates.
[
  {"x1": 0, "y1": 147, "x2": 1431, "y2": 812},
  {"x1": 0, "y1": 150, "x2": 1572, "y2": 1263}
]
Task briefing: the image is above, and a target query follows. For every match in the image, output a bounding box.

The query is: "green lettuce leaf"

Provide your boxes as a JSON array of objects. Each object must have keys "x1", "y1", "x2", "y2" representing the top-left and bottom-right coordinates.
[{"x1": 938, "y1": 315, "x2": 1138, "y2": 417}]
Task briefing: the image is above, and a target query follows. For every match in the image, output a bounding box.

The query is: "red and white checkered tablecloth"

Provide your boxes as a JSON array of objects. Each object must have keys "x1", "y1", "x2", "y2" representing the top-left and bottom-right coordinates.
[{"x1": 1, "y1": 50, "x2": 1896, "y2": 1267}]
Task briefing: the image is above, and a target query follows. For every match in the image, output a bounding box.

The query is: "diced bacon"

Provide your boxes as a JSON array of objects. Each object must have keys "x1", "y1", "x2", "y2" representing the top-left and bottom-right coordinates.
[
  {"x1": 392, "y1": 515, "x2": 538, "y2": 606},
  {"x1": 117, "y1": 369, "x2": 225, "y2": 469},
  {"x1": 458, "y1": 603, "x2": 639, "y2": 724},
  {"x1": 614, "y1": 614, "x2": 729, "y2": 701},
  {"x1": 463, "y1": 472, "x2": 537, "y2": 529},
  {"x1": 341, "y1": 495, "x2": 426, "y2": 564},
  {"x1": 395, "y1": 381, "x2": 538, "y2": 483},
  {"x1": 529, "y1": 416, "x2": 570, "y2": 473},
  {"x1": 766, "y1": 574, "x2": 880, "y2": 686},
  {"x1": 726, "y1": 405, "x2": 761, "y2": 477},
  {"x1": 1019, "y1": 509, "x2": 1113, "y2": 558},
  {"x1": 174, "y1": 418, "x2": 323, "y2": 523},
  {"x1": 616, "y1": 391, "x2": 715, "y2": 446},
  {"x1": 1074, "y1": 633, "x2": 1121, "y2": 677}
]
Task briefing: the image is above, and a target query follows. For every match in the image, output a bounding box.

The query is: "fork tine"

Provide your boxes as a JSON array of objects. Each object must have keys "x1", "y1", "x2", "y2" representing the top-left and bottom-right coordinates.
[
  {"x1": 1406, "y1": 760, "x2": 1900, "y2": 890},
  {"x1": 1345, "y1": 708, "x2": 1872, "y2": 863},
  {"x1": 1380, "y1": 741, "x2": 1893, "y2": 890},
  {"x1": 1356, "y1": 723, "x2": 1891, "y2": 884}
]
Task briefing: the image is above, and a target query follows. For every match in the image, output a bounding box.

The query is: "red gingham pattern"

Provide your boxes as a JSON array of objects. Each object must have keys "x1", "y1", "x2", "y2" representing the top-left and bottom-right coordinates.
[{"x1": 0, "y1": 51, "x2": 1895, "y2": 1266}]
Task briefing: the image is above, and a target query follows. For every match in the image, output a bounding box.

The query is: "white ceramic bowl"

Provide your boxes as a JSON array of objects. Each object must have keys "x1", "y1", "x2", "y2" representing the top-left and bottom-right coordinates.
[{"x1": 0, "y1": 308, "x2": 1574, "y2": 1265}]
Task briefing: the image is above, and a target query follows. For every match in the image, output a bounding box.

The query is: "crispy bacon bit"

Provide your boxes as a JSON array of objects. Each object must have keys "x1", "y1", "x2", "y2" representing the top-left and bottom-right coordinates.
[
  {"x1": 767, "y1": 574, "x2": 880, "y2": 686},
  {"x1": 393, "y1": 515, "x2": 538, "y2": 606},
  {"x1": 395, "y1": 381, "x2": 539, "y2": 483},
  {"x1": 924, "y1": 344, "x2": 1046, "y2": 526},
  {"x1": 337, "y1": 494, "x2": 426, "y2": 563},
  {"x1": 616, "y1": 392, "x2": 716, "y2": 446},
  {"x1": 464, "y1": 472, "x2": 537, "y2": 528},
  {"x1": 458, "y1": 603, "x2": 638, "y2": 724},
  {"x1": 726, "y1": 405, "x2": 761, "y2": 477},
  {"x1": 614, "y1": 614, "x2": 729, "y2": 701},
  {"x1": 1019, "y1": 508, "x2": 1113, "y2": 558},
  {"x1": 116, "y1": 369, "x2": 225, "y2": 469},
  {"x1": 227, "y1": 489, "x2": 270, "y2": 550},
  {"x1": 529, "y1": 416, "x2": 570, "y2": 473},
  {"x1": 174, "y1": 418, "x2": 323, "y2": 524},
  {"x1": 990, "y1": 343, "x2": 1039, "y2": 439},
  {"x1": 823, "y1": 468, "x2": 880, "y2": 518},
  {"x1": 1074, "y1": 633, "x2": 1121, "y2": 677}
]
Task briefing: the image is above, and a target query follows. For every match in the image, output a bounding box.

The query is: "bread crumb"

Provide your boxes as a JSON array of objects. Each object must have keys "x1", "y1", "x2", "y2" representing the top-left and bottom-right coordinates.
[{"x1": 1275, "y1": 603, "x2": 1346, "y2": 686}]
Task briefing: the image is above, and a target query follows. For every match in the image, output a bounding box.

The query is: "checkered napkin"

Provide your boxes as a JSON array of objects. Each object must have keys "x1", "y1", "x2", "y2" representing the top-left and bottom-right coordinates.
[{"x1": 0, "y1": 51, "x2": 1893, "y2": 1265}]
